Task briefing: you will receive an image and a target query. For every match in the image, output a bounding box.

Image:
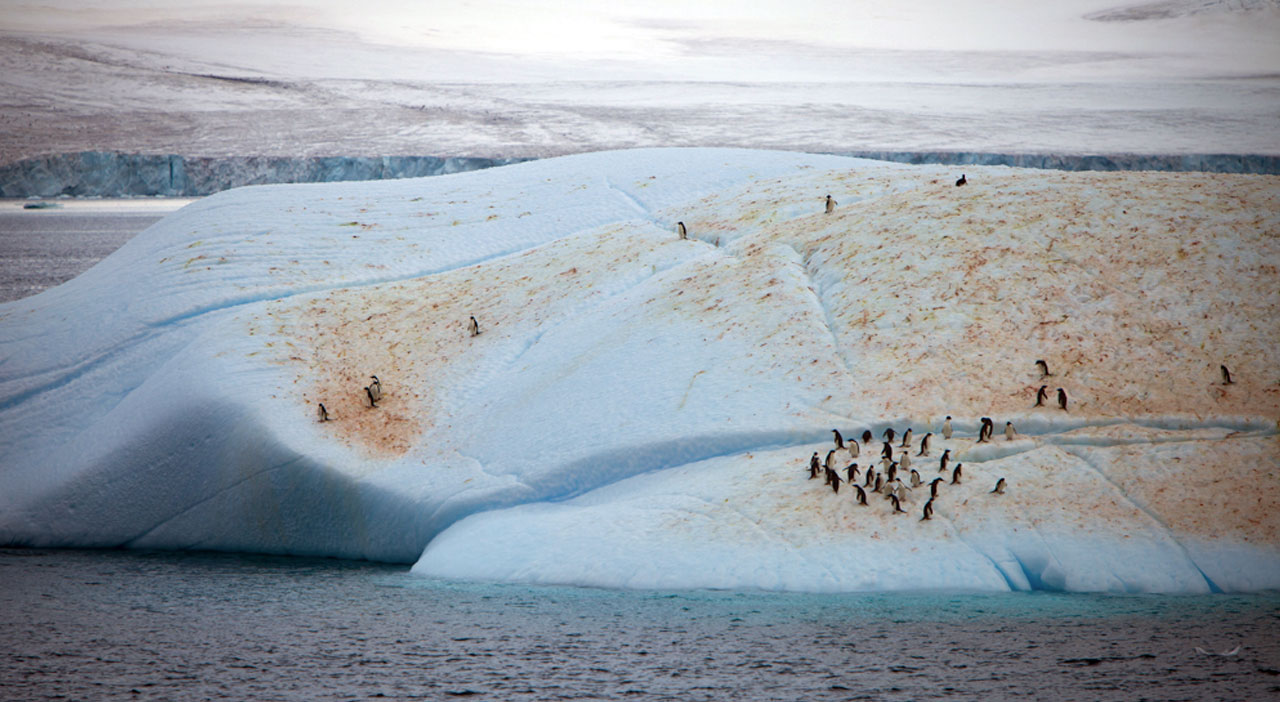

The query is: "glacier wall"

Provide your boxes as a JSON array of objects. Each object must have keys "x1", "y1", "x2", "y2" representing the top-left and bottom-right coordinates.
[
  {"x1": 0, "y1": 152, "x2": 528, "y2": 198},
  {"x1": 2, "y1": 150, "x2": 1277, "y2": 199}
]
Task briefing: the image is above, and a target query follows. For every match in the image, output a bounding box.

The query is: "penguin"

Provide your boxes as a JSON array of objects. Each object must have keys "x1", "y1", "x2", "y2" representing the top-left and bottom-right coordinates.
[
  {"x1": 942, "y1": 416, "x2": 953, "y2": 440},
  {"x1": 825, "y1": 194, "x2": 836, "y2": 214},
  {"x1": 848, "y1": 440, "x2": 860, "y2": 458},
  {"x1": 921, "y1": 498, "x2": 934, "y2": 521},
  {"x1": 977, "y1": 417, "x2": 993, "y2": 443},
  {"x1": 1035, "y1": 359, "x2": 1053, "y2": 378},
  {"x1": 846, "y1": 463, "x2": 860, "y2": 484},
  {"x1": 317, "y1": 402, "x2": 330, "y2": 422},
  {"x1": 1035, "y1": 385, "x2": 1048, "y2": 407},
  {"x1": 862, "y1": 430, "x2": 873, "y2": 445},
  {"x1": 873, "y1": 475, "x2": 884, "y2": 493},
  {"x1": 677, "y1": 221, "x2": 688, "y2": 240},
  {"x1": 853, "y1": 484, "x2": 868, "y2": 505},
  {"x1": 880, "y1": 455, "x2": 893, "y2": 471},
  {"x1": 939, "y1": 448, "x2": 951, "y2": 473},
  {"x1": 900, "y1": 428, "x2": 913, "y2": 448},
  {"x1": 830, "y1": 474, "x2": 842, "y2": 494},
  {"x1": 930, "y1": 477, "x2": 944, "y2": 498},
  {"x1": 899, "y1": 451, "x2": 911, "y2": 472},
  {"x1": 1221, "y1": 365, "x2": 1234, "y2": 385},
  {"x1": 991, "y1": 477, "x2": 1006, "y2": 495},
  {"x1": 951, "y1": 463, "x2": 963, "y2": 485},
  {"x1": 890, "y1": 494, "x2": 907, "y2": 514},
  {"x1": 365, "y1": 385, "x2": 378, "y2": 408},
  {"x1": 809, "y1": 452, "x2": 821, "y2": 479},
  {"x1": 865, "y1": 468, "x2": 876, "y2": 488},
  {"x1": 917, "y1": 433, "x2": 932, "y2": 456},
  {"x1": 832, "y1": 429, "x2": 845, "y2": 449},
  {"x1": 824, "y1": 467, "x2": 834, "y2": 487},
  {"x1": 886, "y1": 462, "x2": 898, "y2": 484},
  {"x1": 955, "y1": 174, "x2": 967, "y2": 187},
  {"x1": 910, "y1": 469, "x2": 922, "y2": 488},
  {"x1": 469, "y1": 316, "x2": 480, "y2": 337},
  {"x1": 882, "y1": 427, "x2": 896, "y2": 444},
  {"x1": 881, "y1": 442, "x2": 893, "y2": 460},
  {"x1": 1005, "y1": 422, "x2": 1015, "y2": 441},
  {"x1": 825, "y1": 449, "x2": 837, "y2": 472},
  {"x1": 1057, "y1": 388, "x2": 1068, "y2": 411},
  {"x1": 368, "y1": 375, "x2": 382, "y2": 402}
]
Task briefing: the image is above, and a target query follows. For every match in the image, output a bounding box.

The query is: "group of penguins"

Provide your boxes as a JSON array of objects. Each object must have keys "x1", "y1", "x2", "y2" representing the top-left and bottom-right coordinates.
[
  {"x1": 314, "y1": 315, "x2": 484, "y2": 422},
  {"x1": 805, "y1": 420, "x2": 1007, "y2": 523}
]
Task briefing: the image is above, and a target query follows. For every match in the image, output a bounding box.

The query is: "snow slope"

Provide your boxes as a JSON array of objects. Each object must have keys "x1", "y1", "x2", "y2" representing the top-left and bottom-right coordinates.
[{"x1": 1, "y1": 148, "x2": 1276, "y2": 593}]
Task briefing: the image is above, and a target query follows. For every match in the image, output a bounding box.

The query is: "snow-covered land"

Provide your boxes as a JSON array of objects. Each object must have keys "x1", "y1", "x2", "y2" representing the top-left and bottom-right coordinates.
[{"x1": 1, "y1": 148, "x2": 1277, "y2": 593}]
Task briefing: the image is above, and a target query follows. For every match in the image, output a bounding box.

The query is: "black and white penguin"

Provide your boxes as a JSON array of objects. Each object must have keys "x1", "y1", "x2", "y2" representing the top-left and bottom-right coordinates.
[
  {"x1": 1035, "y1": 359, "x2": 1053, "y2": 378},
  {"x1": 991, "y1": 477, "x2": 1006, "y2": 495},
  {"x1": 848, "y1": 440, "x2": 860, "y2": 458},
  {"x1": 882, "y1": 442, "x2": 893, "y2": 460},
  {"x1": 930, "y1": 477, "x2": 944, "y2": 498},
  {"x1": 883, "y1": 427, "x2": 896, "y2": 444},
  {"x1": 846, "y1": 463, "x2": 860, "y2": 484},
  {"x1": 825, "y1": 449, "x2": 837, "y2": 472},
  {"x1": 939, "y1": 448, "x2": 951, "y2": 474},
  {"x1": 677, "y1": 221, "x2": 688, "y2": 240},
  {"x1": 1221, "y1": 365, "x2": 1234, "y2": 385},
  {"x1": 1005, "y1": 422, "x2": 1016, "y2": 441},
  {"x1": 865, "y1": 468, "x2": 876, "y2": 488},
  {"x1": 951, "y1": 463, "x2": 963, "y2": 485},
  {"x1": 862, "y1": 430, "x2": 873, "y2": 445},
  {"x1": 1057, "y1": 388, "x2": 1068, "y2": 411},
  {"x1": 1035, "y1": 385, "x2": 1048, "y2": 407},
  {"x1": 910, "y1": 469, "x2": 922, "y2": 488},
  {"x1": 942, "y1": 416, "x2": 953, "y2": 440},
  {"x1": 854, "y1": 485, "x2": 868, "y2": 505},
  {"x1": 369, "y1": 375, "x2": 382, "y2": 402},
  {"x1": 833, "y1": 429, "x2": 845, "y2": 449},
  {"x1": 921, "y1": 498, "x2": 934, "y2": 521},
  {"x1": 469, "y1": 316, "x2": 481, "y2": 337},
  {"x1": 899, "y1": 451, "x2": 911, "y2": 472},
  {"x1": 317, "y1": 402, "x2": 329, "y2": 422},
  {"x1": 824, "y1": 466, "x2": 834, "y2": 487},
  {"x1": 873, "y1": 475, "x2": 884, "y2": 493},
  {"x1": 917, "y1": 433, "x2": 932, "y2": 456},
  {"x1": 890, "y1": 494, "x2": 908, "y2": 513},
  {"x1": 955, "y1": 174, "x2": 967, "y2": 187},
  {"x1": 978, "y1": 417, "x2": 993, "y2": 443},
  {"x1": 825, "y1": 194, "x2": 836, "y2": 214},
  {"x1": 900, "y1": 428, "x2": 913, "y2": 448},
  {"x1": 830, "y1": 474, "x2": 842, "y2": 494},
  {"x1": 365, "y1": 385, "x2": 378, "y2": 408},
  {"x1": 886, "y1": 462, "x2": 898, "y2": 484},
  {"x1": 809, "y1": 452, "x2": 821, "y2": 479}
]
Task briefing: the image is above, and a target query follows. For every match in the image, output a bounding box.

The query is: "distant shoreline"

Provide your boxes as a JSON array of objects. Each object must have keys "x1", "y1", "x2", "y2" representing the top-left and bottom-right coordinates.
[{"x1": 2, "y1": 150, "x2": 1276, "y2": 199}]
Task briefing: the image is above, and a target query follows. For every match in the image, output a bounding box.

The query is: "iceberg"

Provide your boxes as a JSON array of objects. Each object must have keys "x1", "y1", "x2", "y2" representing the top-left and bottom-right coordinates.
[{"x1": 1, "y1": 148, "x2": 1276, "y2": 593}]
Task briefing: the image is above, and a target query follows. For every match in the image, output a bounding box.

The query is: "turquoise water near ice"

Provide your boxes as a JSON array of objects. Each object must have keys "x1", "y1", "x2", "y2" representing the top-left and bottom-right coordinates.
[{"x1": 2, "y1": 549, "x2": 1278, "y2": 701}]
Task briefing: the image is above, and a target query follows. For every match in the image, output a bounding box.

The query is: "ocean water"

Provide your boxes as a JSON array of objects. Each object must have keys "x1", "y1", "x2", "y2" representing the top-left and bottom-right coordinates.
[{"x1": 2, "y1": 549, "x2": 1278, "y2": 701}]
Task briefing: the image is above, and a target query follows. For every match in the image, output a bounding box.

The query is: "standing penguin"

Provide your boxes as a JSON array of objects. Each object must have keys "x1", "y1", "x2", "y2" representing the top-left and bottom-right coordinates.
[
  {"x1": 910, "y1": 469, "x2": 922, "y2": 488},
  {"x1": 368, "y1": 375, "x2": 382, "y2": 402},
  {"x1": 469, "y1": 316, "x2": 481, "y2": 337},
  {"x1": 832, "y1": 429, "x2": 845, "y2": 450},
  {"x1": 1005, "y1": 421, "x2": 1016, "y2": 441},
  {"x1": 955, "y1": 174, "x2": 967, "y2": 187},
  {"x1": 942, "y1": 416, "x2": 953, "y2": 440},
  {"x1": 862, "y1": 429, "x2": 874, "y2": 445},
  {"x1": 917, "y1": 433, "x2": 932, "y2": 456},
  {"x1": 991, "y1": 477, "x2": 1007, "y2": 494},
  {"x1": 317, "y1": 402, "x2": 330, "y2": 422},
  {"x1": 825, "y1": 194, "x2": 836, "y2": 214},
  {"x1": 677, "y1": 221, "x2": 688, "y2": 240},
  {"x1": 865, "y1": 468, "x2": 876, "y2": 488},
  {"x1": 939, "y1": 449, "x2": 951, "y2": 474},
  {"x1": 825, "y1": 450, "x2": 837, "y2": 472},
  {"x1": 848, "y1": 439, "x2": 860, "y2": 458},
  {"x1": 951, "y1": 463, "x2": 963, "y2": 485},
  {"x1": 921, "y1": 498, "x2": 934, "y2": 521},
  {"x1": 900, "y1": 428, "x2": 913, "y2": 448},
  {"x1": 890, "y1": 494, "x2": 908, "y2": 514},
  {"x1": 853, "y1": 484, "x2": 868, "y2": 505},
  {"x1": 899, "y1": 451, "x2": 912, "y2": 472},
  {"x1": 846, "y1": 463, "x2": 860, "y2": 484},
  {"x1": 873, "y1": 475, "x2": 884, "y2": 494},
  {"x1": 365, "y1": 385, "x2": 378, "y2": 408},
  {"x1": 882, "y1": 427, "x2": 896, "y2": 444},
  {"x1": 1035, "y1": 359, "x2": 1053, "y2": 378},
  {"x1": 1035, "y1": 385, "x2": 1048, "y2": 407},
  {"x1": 809, "y1": 452, "x2": 821, "y2": 479},
  {"x1": 1221, "y1": 365, "x2": 1234, "y2": 385},
  {"x1": 830, "y1": 474, "x2": 842, "y2": 494},
  {"x1": 882, "y1": 442, "x2": 894, "y2": 460},
  {"x1": 930, "y1": 477, "x2": 944, "y2": 498},
  {"x1": 1057, "y1": 388, "x2": 1068, "y2": 411},
  {"x1": 978, "y1": 417, "x2": 994, "y2": 443}
]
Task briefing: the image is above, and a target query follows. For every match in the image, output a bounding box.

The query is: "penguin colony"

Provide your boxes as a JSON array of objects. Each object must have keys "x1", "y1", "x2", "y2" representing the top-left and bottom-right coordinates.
[{"x1": 796, "y1": 356, "x2": 1242, "y2": 521}]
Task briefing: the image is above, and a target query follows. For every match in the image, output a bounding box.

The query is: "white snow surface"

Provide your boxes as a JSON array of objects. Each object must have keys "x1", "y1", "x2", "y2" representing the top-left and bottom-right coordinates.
[{"x1": 1, "y1": 148, "x2": 1277, "y2": 593}]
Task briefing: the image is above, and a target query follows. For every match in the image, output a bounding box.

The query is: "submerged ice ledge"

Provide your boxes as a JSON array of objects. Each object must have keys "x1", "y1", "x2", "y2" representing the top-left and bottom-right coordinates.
[{"x1": 1, "y1": 148, "x2": 1276, "y2": 593}]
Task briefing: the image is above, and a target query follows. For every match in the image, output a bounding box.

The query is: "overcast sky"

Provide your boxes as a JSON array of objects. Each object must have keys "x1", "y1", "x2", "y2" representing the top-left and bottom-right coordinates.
[{"x1": 2, "y1": 1, "x2": 1278, "y2": 81}]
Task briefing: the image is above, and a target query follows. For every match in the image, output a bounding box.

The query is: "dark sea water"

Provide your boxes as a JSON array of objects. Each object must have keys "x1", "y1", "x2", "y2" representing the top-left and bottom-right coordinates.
[{"x1": 2, "y1": 549, "x2": 1279, "y2": 702}]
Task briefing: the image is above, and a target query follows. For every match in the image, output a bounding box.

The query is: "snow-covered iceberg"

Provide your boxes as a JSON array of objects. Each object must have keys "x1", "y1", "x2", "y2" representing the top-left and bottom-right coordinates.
[{"x1": 1, "y1": 148, "x2": 1277, "y2": 593}]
